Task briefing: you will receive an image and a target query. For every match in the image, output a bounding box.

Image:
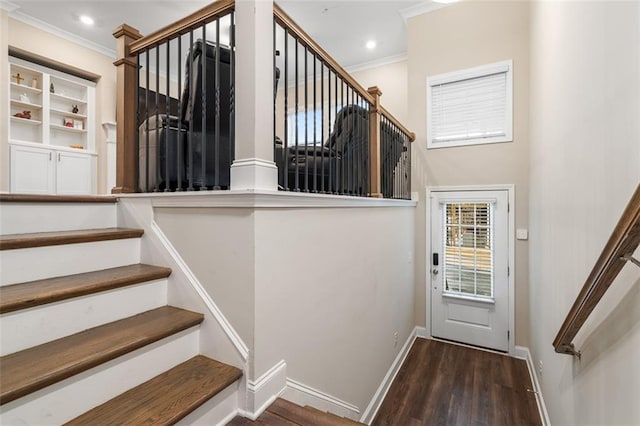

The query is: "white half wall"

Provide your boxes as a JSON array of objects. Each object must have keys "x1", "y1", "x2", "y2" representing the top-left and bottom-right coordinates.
[
  {"x1": 528, "y1": 1, "x2": 640, "y2": 424},
  {"x1": 254, "y1": 205, "x2": 416, "y2": 417}
]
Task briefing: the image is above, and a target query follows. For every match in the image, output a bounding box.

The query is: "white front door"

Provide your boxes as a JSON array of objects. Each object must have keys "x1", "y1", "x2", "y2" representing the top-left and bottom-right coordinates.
[{"x1": 430, "y1": 190, "x2": 510, "y2": 352}]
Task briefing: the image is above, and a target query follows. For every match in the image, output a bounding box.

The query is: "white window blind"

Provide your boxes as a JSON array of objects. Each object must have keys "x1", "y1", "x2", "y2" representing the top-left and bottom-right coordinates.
[{"x1": 427, "y1": 60, "x2": 512, "y2": 149}]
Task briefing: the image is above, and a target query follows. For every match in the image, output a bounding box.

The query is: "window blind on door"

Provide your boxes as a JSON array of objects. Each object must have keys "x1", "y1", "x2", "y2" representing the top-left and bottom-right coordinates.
[{"x1": 443, "y1": 202, "x2": 494, "y2": 298}]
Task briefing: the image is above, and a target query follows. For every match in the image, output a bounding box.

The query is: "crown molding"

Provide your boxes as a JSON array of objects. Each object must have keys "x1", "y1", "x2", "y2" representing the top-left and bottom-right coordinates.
[
  {"x1": 8, "y1": 10, "x2": 116, "y2": 58},
  {"x1": 345, "y1": 52, "x2": 407, "y2": 75},
  {"x1": 399, "y1": 1, "x2": 449, "y2": 23},
  {"x1": 0, "y1": 1, "x2": 18, "y2": 12}
]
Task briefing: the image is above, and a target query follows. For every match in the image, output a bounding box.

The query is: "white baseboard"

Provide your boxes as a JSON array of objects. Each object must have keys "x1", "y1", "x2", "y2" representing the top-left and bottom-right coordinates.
[
  {"x1": 515, "y1": 345, "x2": 551, "y2": 426},
  {"x1": 240, "y1": 360, "x2": 287, "y2": 420},
  {"x1": 360, "y1": 326, "x2": 426, "y2": 424},
  {"x1": 281, "y1": 378, "x2": 360, "y2": 420}
]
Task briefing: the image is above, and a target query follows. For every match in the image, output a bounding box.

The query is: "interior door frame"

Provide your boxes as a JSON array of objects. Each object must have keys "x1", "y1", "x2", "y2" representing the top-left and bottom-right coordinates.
[{"x1": 426, "y1": 184, "x2": 516, "y2": 356}]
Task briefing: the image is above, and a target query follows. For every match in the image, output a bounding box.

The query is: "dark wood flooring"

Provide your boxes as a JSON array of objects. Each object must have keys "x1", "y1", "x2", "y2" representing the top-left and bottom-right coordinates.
[
  {"x1": 372, "y1": 338, "x2": 541, "y2": 426},
  {"x1": 227, "y1": 398, "x2": 363, "y2": 425}
]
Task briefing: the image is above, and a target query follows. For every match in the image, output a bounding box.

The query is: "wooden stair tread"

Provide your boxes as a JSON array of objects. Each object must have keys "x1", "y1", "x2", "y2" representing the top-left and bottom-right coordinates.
[
  {"x1": 0, "y1": 194, "x2": 117, "y2": 203},
  {"x1": 66, "y1": 355, "x2": 242, "y2": 425},
  {"x1": 0, "y1": 227, "x2": 144, "y2": 250},
  {"x1": 0, "y1": 306, "x2": 203, "y2": 405},
  {"x1": 267, "y1": 398, "x2": 345, "y2": 426},
  {"x1": 0, "y1": 264, "x2": 172, "y2": 314}
]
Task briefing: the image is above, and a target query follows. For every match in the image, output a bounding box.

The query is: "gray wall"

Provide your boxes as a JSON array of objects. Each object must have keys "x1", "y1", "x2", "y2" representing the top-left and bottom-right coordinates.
[{"x1": 528, "y1": 1, "x2": 640, "y2": 424}]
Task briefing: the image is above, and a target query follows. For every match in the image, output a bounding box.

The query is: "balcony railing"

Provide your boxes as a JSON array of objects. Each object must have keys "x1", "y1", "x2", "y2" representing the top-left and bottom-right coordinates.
[{"x1": 112, "y1": 0, "x2": 414, "y2": 198}]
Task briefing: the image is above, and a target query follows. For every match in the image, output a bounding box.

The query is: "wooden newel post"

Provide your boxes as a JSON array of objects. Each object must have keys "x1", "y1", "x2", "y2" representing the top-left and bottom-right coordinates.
[
  {"x1": 112, "y1": 24, "x2": 142, "y2": 194},
  {"x1": 367, "y1": 86, "x2": 382, "y2": 198}
]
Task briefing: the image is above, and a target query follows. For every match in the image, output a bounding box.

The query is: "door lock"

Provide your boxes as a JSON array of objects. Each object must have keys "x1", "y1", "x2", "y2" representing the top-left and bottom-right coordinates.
[{"x1": 432, "y1": 268, "x2": 439, "y2": 275}]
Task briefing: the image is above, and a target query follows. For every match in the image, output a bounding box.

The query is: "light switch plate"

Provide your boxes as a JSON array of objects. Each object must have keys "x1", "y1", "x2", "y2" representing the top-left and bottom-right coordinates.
[{"x1": 516, "y1": 229, "x2": 529, "y2": 240}]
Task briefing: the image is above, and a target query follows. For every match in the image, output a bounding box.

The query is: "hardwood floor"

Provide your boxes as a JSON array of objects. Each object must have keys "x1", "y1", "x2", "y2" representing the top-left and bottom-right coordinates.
[{"x1": 372, "y1": 338, "x2": 541, "y2": 426}]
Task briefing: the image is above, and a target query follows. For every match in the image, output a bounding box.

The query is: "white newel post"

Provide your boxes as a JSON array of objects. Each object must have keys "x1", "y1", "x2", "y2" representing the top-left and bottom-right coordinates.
[
  {"x1": 231, "y1": 0, "x2": 277, "y2": 191},
  {"x1": 102, "y1": 122, "x2": 117, "y2": 192}
]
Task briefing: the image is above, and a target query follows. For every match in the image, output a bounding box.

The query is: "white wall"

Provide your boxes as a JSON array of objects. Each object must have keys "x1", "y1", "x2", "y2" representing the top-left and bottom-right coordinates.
[
  {"x1": 528, "y1": 1, "x2": 640, "y2": 424},
  {"x1": 154, "y1": 208, "x2": 256, "y2": 352},
  {"x1": 154, "y1": 200, "x2": 416, "y2": 415},
  {"x1": 254, "y1": 206, "x2": 415, "y2": 412}
]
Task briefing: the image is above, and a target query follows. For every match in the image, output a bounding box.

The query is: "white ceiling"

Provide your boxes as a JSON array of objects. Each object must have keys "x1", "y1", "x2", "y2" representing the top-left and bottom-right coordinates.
[{"x1": 7, "y1": 0, "x2": 441, "y2": 69}]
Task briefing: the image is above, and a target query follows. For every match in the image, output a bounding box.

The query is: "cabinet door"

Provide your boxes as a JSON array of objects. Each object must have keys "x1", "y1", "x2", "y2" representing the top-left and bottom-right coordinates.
[
  {"x1": 10, "y1": 145, "x2": 55, "y2": 194},
  {"x1": 56, "y1": 151, "x2": 93, "y2": 195}
]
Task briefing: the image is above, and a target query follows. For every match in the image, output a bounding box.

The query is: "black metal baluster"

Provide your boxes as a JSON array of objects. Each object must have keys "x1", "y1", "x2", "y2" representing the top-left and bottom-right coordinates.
[
  {"x1": 143, "y1": 51, "x2": 149, "y2": 192},
  {"x1": 283, "y1": 29, "x2": 289, "y2": 190},
  {"x1": 136, "y1": 53, "x2": 140, "y2": 192},
  {"x1": 230, "y1": 12, "x2": 235, "y2": 183},
  {"x1": 188, "y1": 30, "x2": 194, "y2": 191},
  {"x1": 327, "y1": 68, "x2": 332, "y2": 194},
  {"x1": 341, "y1": 79, "x2": 345, "y2": 194},
  {"x1": 320, "y1": 62, "x2": 325, "y2": 193},
  {"x1": 294, "y1": 38, "x2": 299, "y2": 192},
  {"x1": 200, "y1": 23, "x2": 207, "y2": 190},
  {"x1": 407, "y1": 134, "x2": 411, "y2": 199},
  {"x1": 177, "y1": 35, "x2": 183, "y2": 191},
  {"x1": 214, "y1": 17, "x2": 221, "y2": 189},
  {"x1": 304, "y1": 45, "x2": 308, "y2": 192},
  {"x1": 155, "y1": 46, "x2": 160, "y2": 192},
  {"x1": 312, "y1": 55, "x2": 317, "y2": 193},
  {"x1": 334, "y1": 71, "x2": 338, "y2": 194},
  {"x1": 164, "y1": 40, "x2": 170, "y2": 192},
  {"x1": 272, "y1": 17, "x2": 276, "y2": 170}
]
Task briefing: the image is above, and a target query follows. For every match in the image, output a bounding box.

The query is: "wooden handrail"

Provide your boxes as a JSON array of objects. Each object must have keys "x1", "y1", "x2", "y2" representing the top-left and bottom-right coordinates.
[
  {"x1": 553, "y1": 184, "x2": 640, "y2": 357},
  {"x1": 129, "y1": 0, "x2": 235, "y2": 55},
  {"x1": 273, "y1": 3, "x2": 374, "y2": 106},
  {"x1": 380, "y1": 106, "x2": 416, "y2": 142}
]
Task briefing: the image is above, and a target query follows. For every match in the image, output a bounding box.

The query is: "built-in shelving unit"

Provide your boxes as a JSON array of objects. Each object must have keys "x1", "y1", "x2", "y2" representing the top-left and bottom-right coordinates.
[{"x1": 8, "y1": 58, "x2": 97, "y2": 195}]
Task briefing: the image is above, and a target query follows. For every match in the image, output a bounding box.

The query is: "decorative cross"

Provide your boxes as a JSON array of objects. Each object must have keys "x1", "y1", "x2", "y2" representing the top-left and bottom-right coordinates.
[{"x1": 12, "y1": 73, "x2": 24, "y2": 85}]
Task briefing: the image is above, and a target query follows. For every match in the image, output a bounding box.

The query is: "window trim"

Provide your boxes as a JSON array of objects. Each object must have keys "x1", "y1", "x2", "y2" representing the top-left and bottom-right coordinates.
[{"x1": 426, "y1": 60, "x2": 513, "y2": 149}]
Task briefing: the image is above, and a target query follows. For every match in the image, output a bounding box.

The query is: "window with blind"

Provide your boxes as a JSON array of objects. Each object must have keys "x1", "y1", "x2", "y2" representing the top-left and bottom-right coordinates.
[
  {"x1": 443, "y1": 202, "x2": 494, "y2": 299},
  {"x1": 427, "y1": 60, "x2": 513, "y2": 149}
]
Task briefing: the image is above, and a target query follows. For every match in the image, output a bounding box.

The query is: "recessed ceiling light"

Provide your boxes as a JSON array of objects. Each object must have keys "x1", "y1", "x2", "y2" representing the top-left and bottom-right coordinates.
[
  {"x1": 79, "y1": 15, "x2": 94, "y2": 26},
  {"x1": 366, "y1": 40, "x2": 377, "y2": 50}
]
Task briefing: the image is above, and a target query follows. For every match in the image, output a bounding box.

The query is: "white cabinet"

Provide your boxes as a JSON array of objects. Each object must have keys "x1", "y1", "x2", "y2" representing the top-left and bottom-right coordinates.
[
  {"x1": 8, "y1": 58, "x2": 97, "y2": 194},
  {"x1": 56, "y1": 150, "x2": 93, "y2": 195},
  {"x1": 10, "y1": 145, "x2": 55, "y2": 194},
  {"x1": 10, "y1": 144, "x2": 96, "y2": 195}
]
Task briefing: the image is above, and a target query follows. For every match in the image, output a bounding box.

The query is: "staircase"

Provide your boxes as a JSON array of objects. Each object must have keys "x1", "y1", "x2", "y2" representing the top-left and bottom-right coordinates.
[
  {"x1": 0, "y1": 194, "x2": 242, "y2": 425},
  {"x1": 229, "y1": 398, "x2": 364, "y2": 425}
]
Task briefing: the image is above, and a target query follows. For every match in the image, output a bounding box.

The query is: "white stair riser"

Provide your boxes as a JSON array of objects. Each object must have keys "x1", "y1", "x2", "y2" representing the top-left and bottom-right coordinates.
[
  {"x1": 177, "y1": 380, "x2": 240, "y2": 426},
  {"x1": 0, "y1": 204, "x2": 117, "y2": 235},
  {"x1": 0, "y1": 239, "x2": 141, "y2": 286},
  {"x1": 0, "y1": 328, "x2": 200, "y2": 426},
  {"x1": 0, "y1": 279, "x2": 168, "y2": 356}
]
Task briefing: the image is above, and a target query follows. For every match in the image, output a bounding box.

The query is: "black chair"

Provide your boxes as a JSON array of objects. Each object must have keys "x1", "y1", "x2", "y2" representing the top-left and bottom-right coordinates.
[
  {"x1": 276, "y1": 104, "x2": 369, "y2": 194},
  {"x1": 138, "y1": 40, "x2": 232, "y2": 191}
]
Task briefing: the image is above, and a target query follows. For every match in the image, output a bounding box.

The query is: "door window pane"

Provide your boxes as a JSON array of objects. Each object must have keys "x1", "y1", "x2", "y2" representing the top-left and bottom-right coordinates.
[{"x1": 443, "y1": 202, "x2": 494, "y2": 298}]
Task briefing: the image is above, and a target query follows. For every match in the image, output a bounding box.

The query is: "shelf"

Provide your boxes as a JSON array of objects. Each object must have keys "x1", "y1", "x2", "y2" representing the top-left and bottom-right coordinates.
[
  {"x1": 9, "y1": 139, "x2": 97, "y2": 156},
  {"x1": 10, "y1": 82, "x2": 43, "y2": 94},
  {"x1": 11, "y1": 99, "x2": 43, "y2": 110},
  {"x1": 50, "y1": 108, "x2": 87, "y2": 119},
  {"x1": 50, "y1": 92, "x2": 87, "y2": 104},
  {"x1": 50, "y1": 123, "x2": 87, "y2": 133},
  {"x1": 11, "y1": 116, "x2": 42, "y2": 126}
]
